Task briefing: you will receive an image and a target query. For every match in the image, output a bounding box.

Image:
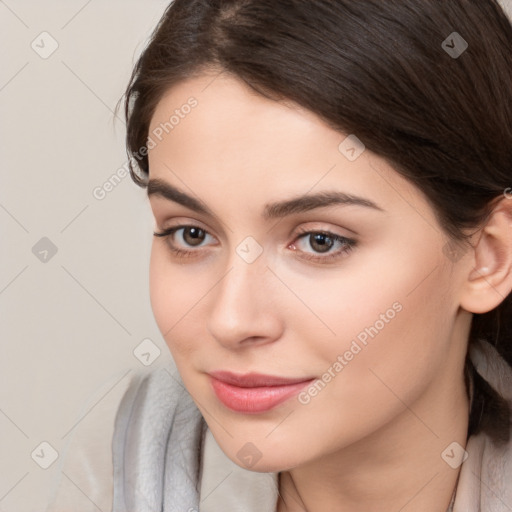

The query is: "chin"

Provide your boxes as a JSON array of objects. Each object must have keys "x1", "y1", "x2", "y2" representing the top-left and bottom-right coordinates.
[
  {"x1": 231, "y1": 453, "x2": 300, "y2": 473},
  {"x1": 213, "y1": 434, "x2": 310, "y2": 473}
]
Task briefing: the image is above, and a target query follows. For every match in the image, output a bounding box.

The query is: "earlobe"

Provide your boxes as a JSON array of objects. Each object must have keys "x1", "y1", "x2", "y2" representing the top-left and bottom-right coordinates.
[{"x1": 460, "y1": 198, "x2": 512, "y2": 314}]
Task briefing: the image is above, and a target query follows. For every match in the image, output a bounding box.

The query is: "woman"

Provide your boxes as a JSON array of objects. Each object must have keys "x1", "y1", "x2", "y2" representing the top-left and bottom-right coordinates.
[{"x1": 50, "y1": 1, "x2": 512, "y2": 511}]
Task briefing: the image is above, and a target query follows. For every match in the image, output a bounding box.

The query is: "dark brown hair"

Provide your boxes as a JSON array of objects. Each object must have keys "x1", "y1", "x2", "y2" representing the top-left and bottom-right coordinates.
[{"x1": 117, "y1": 0, "x2": 512, "y2": 444}]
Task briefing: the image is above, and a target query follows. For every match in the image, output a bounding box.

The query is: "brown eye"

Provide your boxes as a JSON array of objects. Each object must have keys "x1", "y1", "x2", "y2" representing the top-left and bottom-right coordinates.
[
  {"x1": 290, "y1": 229, "x2": 357, "y2": 263},
  {"x1": 182, "y1": 227, "x2": 206, "y2": 246},
  {"x1": 308, "y1": 233, "x2": 335, "y2": 253},
  {"x1": 153, "y1": 225, "x2": 216, "y2": 258}
]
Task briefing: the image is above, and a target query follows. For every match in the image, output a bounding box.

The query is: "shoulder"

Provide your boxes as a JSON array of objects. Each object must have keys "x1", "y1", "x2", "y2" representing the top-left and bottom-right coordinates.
[
  {"x1": 112, "y1": 366, "x2": 203, "y2": 453},
  {"x1": 45, "y1": 366, "x2": 202, "y2": 512},
  {"x1": 112, "y1": 366, "x2": 206, "y2": 512},
  {"x1": 456, "y1": 339, "x2": 512, "y2": 510},
  {"x1": 45, "y1": 369, "x2": 137, "y2": 512},
  {"x1": 469, "y1": 338, "x2": 512, "y2": 405}
]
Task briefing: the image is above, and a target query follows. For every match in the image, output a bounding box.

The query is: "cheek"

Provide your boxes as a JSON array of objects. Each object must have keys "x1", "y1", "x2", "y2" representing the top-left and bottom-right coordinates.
[
  {"x1": 278, "y1": 241, "x2": 436, "y2": 354},
  {"x1": 289, "y1": 237, "x2": 455, "y2": 394},
  {"x1": 149, "y1": 242, "x2": 171, "y2": 334},
  {"x1": 149, "y1": 243, "x2": 190, "y2": 352},
  {"x1": 309, "y1": 235, "x2": 451, "y2": 351},
  {"x1": 148, "y1": 242, "x2": 211, "y2": 361},
  {"x1": 251, "y1": 268, "x2": 456, "y2": 464}
]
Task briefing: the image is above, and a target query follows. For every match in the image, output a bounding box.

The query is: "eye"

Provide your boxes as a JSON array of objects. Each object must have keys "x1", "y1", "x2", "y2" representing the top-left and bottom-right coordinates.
[
  {"x1": 153, "y1": 225, "x2": 216, "y2": 258},
  {"x1": 289, "y1": 229, "x2": 357, "y2": 263}
]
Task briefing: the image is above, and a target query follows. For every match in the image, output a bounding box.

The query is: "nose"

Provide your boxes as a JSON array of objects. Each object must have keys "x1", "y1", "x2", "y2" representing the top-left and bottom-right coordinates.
[{"x1": 206, "y1": 253, "x2": 284, "y2": 350}]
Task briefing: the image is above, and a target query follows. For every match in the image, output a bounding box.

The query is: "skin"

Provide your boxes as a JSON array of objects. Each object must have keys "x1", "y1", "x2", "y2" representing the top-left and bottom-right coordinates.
[{"x1": 146, "y1": 71, "x2": 512, "y2": 512}]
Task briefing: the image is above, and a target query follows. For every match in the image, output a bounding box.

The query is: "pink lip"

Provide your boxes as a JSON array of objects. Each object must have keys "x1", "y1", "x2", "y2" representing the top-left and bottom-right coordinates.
[{"x1": 209, "y1": 371, "x2": 315, "y2": 413}]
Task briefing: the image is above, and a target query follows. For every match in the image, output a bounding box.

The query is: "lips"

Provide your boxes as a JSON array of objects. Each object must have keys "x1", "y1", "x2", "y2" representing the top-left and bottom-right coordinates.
[
  {"x1": 208, "y1": 371, "x2": 315, "y2": 413},
  {"x1": 209, "y1": 371, "x2": 314, "y2": 387}
]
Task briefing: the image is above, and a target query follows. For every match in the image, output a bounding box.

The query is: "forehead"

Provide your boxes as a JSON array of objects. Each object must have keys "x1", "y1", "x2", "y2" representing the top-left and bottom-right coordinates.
[
  {"x1": 148, "y1": 71, "x2": 341, "y2": 156},
  {"x1": 147, "y1": 73, "x2": 433, "y2": 222}
]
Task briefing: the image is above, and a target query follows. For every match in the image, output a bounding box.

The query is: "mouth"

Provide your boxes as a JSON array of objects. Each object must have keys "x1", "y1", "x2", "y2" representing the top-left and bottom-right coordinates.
[{"x1": 208, "y1": 371, "x2": 316, "y2": 413}]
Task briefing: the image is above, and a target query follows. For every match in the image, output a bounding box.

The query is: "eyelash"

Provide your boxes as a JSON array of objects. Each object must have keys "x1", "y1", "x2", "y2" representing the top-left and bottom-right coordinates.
[{"x1": 152, "y1": 225, "x2": 357, "y2": 263}]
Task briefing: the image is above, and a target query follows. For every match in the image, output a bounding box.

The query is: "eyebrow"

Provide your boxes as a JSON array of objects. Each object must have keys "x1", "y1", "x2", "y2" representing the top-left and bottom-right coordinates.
[{"x1": 147, "y1": 178, "x2": 385, "y2": 219}]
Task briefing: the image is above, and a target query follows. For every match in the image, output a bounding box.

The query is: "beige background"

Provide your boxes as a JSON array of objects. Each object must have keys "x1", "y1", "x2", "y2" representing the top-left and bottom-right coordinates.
[
  {"x1": 1, "y1": 1, "x2": 511, "y2": 510},
  {"x1": 1, "y1": 1, "x2": 172, "y2": 510}
]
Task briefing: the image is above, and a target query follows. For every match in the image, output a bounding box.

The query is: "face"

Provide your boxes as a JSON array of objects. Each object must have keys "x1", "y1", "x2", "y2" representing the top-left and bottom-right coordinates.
[{"x1": 146, "y1": 71, "x2": 470, "y2": 472}]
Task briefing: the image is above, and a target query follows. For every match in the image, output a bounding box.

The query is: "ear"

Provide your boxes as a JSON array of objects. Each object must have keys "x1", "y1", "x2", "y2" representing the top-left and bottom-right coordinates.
[{"x1": 459, "y1": 196, "x2": 512, "y2": 314}]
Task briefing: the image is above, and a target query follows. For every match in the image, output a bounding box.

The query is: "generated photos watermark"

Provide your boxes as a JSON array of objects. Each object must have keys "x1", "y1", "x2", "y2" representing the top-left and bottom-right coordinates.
[{"x1": 298, "y1": 301, "x2": 403, "y2": 405}]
